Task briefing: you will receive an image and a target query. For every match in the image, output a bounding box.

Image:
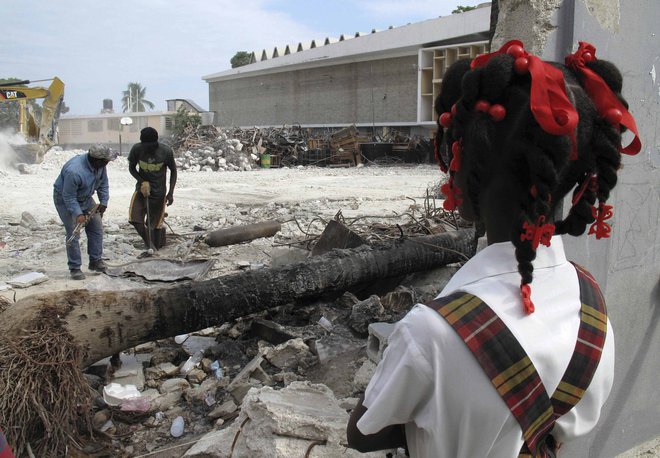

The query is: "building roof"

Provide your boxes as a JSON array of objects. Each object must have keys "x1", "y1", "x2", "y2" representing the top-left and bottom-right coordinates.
[
  {"x1": 166, "y1": 98, "x2": 205, "y2": 112},
  {"x1": 202, "y1": 5, "x2": 491, "y2": 83}
]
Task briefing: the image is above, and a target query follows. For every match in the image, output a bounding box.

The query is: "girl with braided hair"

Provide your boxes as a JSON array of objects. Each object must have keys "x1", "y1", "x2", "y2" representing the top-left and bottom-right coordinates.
[{"x1": 348, "y1": 41, "x2": 640, "y2": 457}]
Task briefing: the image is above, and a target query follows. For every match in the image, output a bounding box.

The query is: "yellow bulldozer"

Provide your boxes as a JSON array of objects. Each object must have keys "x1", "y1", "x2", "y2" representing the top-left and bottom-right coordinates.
[{"x1": 0, "y1": 77, "x2": 65, "y2": 164}]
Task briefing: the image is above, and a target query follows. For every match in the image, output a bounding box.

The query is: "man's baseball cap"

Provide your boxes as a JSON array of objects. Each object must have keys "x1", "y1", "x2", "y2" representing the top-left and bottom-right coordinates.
[{"x1": 88, "y1": 144, "x2": 118, "y2": 161}]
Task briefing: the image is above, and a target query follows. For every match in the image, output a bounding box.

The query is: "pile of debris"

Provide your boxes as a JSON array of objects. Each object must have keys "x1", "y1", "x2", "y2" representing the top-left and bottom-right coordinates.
[
  {"x1": 72, "y1": 268, "x2": 456, "y2": 457},
  {"x1": 170, "y1": 125, "x2": 432, "y2": 171}
]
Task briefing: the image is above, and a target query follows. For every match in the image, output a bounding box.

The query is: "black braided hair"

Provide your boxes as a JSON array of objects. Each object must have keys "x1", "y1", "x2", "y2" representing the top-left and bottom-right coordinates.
[{"x1": 434, "y1": 50, "x2": 627, "y2": 302}]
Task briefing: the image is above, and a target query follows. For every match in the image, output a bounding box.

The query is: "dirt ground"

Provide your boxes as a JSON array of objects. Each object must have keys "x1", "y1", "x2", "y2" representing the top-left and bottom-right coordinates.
[{"x1": 0, "y1": 147, "x2": 442, "y2": 302}]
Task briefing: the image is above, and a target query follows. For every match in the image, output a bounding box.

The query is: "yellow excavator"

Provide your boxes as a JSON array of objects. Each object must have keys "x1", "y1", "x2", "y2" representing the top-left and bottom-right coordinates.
[{"x1": 0, "y1": 77, "x2": 65, "y2": 163}]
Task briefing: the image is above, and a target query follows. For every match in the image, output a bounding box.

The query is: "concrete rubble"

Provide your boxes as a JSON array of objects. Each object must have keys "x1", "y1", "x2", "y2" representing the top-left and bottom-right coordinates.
[
  {"x1": 68, "y1": 260, "x2": 458, "y2": 456},
  {"x1": 171, "y1": 124, "x2": 432, "y2": 171}
]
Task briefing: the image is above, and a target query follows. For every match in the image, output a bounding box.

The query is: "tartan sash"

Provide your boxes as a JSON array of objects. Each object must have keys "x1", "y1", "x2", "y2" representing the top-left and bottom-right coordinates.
[
  {"x1": 0, "y1": 429, "x2": 14, "y2": 458},
  {"x1": 426, "y1": 263, "x2": 607, "y2": 457}
]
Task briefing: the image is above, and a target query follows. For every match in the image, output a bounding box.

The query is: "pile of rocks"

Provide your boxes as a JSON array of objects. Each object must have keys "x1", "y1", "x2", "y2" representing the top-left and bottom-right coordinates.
[{"x1": 175, "y1": 134, "x2": 260, "y2": 172}]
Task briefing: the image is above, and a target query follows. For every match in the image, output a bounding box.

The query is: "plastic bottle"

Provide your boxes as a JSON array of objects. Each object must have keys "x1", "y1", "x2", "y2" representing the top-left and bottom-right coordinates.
[{"x1": 180, "y1": 350, "x2": 203, "y2": 375}]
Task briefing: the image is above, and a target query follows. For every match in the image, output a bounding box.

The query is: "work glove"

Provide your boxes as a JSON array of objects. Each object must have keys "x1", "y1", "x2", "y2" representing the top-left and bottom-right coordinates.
[
  {"x1": 166, "y1": 192, "x2": 174, "y2": 206},
  {"x1": 97, "y1": 204, "x2": 107, "y2": 217},
  {"x1": 140, "y1": 181, "x2": 151, "y2": 198}
]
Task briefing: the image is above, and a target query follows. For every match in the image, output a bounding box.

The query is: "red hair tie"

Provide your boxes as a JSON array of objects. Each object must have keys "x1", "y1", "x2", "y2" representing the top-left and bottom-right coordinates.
[
  {"x1": 521, "y1": 284, "x2": 535, "y2": 314},
  {"x1": 589, "y1": 202, "x2": 614, "y2": 239},
  {"x1": 520, "y1": 215, "x2": 555, "y2": 250},
  {"x1": 565, "y1": 42, "x2": 641, "y2": 156},
  {"x1": 472, "y1": 40, "x2": 579, "y2": 157}
]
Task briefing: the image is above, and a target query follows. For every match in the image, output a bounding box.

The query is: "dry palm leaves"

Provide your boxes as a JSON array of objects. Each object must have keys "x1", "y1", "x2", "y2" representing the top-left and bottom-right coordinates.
[{"x1": 0, "y1": 303, "x2": 93, "y2": 457}]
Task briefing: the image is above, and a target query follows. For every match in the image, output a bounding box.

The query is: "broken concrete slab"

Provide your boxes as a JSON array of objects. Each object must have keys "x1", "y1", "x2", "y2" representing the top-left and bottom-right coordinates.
[
  {"x1": 366, "y1": 321, "x2": 396, "y2": 363},
  {"x1": 185, "y1": 381, "x2": 385, "y2": 458},
  {"x1": 7, "y1": 271, "x2": 48, "y2": 288},
  {"x1": 264, "y1": 338, "x2": 315, "y2": 370}
]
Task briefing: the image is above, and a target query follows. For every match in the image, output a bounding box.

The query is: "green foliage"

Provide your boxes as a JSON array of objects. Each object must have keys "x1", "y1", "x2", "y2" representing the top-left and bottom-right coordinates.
[
  {"x1": 172, "y1": 106, "x2": 201, "y2": 138},
  {"x1": 230, "y1": 51, "x2": 253, "y2": 68},
  {"x1": 452, "y1": 5, "x2": 477, "y2": 13},
  {"x1": 122, "y1": 82, "x2": 155, "y2": 112}
]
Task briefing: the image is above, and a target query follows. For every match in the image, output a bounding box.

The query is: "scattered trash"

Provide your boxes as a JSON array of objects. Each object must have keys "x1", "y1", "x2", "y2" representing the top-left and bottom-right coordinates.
[
  {"x1": 170, "y1": 416, "x2": 184, "y2": 438},
  {"x1": 174, "y1": 334, "x2": 189, "y2": 344},
  {"x1": 318, "y1": 316, "x2": 333, "y2": 332},
  {"x1": 120, "y1": 396, "x2": 151, "y2": 413},
  {"x1": 204, "y1": 391, "x2": 216, "y2": 406},
  {"x1": 180, "y1": 351, "x2": 204, "y2": 375},
  {"x1": 102, "y1": 383, "x2": 141, "y2": 407},
  {"x1": 210, "y1": 360, "x2": 223, "y2": 379}
]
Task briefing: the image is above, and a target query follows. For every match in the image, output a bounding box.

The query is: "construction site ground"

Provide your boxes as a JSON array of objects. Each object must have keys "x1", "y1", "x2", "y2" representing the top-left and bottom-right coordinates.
[{"x1": 0, "y1": 148, "x2": 441, "y2": 301}]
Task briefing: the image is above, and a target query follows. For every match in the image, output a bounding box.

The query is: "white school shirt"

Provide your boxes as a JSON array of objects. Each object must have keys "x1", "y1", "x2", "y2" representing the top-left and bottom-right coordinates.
[{"x1": 357, "y1": 236, "x2": 614, "y2": 458}]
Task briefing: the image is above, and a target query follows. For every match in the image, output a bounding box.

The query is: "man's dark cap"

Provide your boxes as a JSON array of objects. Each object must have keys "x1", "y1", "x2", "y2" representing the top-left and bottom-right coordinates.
[{"x1": 140, "y1": 127, "x2": 159, "y2": 143}]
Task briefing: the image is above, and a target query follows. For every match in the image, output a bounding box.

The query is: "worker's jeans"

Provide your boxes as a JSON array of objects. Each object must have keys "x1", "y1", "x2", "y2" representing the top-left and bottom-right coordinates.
[{"x1": 53, "y1": 192, "x2": 103, "y2": 271}]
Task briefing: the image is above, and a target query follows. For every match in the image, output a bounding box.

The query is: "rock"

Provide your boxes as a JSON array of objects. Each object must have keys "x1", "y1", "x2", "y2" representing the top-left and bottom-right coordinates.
[
  {"x1": 184, "y1": 377, "x2": 225, "y2": 403},
  {"x1": 19, "y1": 211, "x2": 38, "y2": 229},
  {"x1": 187, "y1": 368, "x2": 206, "y2": 384},
  {"x1": 381, "y1": 286, "x2": 416, "y2": 313},
  {"x1": 349, "y1": 295, "x2": 387, "y2": 335},
  {"x1": 207, "y1": 399, "x2": 238, "y2": 420},
  {"x1": 353, "y1": 359, "x2": 377, "y2": 391},
  {"x1": 160, "y1": 378, "x2": 190, "y2": 394},
  {"x1": 265, "y1": 338, "x2": 315, "y2": 370}
]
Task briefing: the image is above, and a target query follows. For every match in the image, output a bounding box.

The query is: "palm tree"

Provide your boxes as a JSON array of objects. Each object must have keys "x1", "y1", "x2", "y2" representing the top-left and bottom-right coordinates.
[{"x1": 121, "y1": 82, "x2": 155, "y2": 112}]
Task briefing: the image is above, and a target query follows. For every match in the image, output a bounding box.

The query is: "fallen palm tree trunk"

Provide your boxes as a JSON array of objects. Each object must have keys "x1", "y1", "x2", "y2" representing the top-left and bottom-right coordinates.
[
  {"x1": 205, "y1": 220, "x2": 281, "y2": 247},
  {"x1": 0, "y1": 229, "x2": 475, "y2": 367}
]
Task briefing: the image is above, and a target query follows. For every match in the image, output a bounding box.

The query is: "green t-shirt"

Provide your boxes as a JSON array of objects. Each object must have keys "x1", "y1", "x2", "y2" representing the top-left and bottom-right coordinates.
[{"x1": 128, "y1": 142, "x2": 176, "y2": 198}]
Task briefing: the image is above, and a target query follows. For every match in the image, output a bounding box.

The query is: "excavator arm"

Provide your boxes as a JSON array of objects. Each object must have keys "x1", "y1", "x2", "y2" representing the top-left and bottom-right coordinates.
[{"x1": 0, "y1": 77, "x2": 65, "y2": 163}]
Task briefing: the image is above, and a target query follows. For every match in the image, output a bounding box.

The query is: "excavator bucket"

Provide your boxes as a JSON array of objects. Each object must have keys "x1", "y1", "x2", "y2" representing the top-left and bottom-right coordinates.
[{"x1": 0, "y1": 77, "x2": 65, "y2": 164}]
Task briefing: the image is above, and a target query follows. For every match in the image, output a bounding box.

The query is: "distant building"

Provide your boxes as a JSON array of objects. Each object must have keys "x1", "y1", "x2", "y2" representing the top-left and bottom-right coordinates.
[
  {"x1": 57, "y1": 98, "x2": 212, "y2": 151},
  {"x1": 202, "y1": 4, "x2": 491, "y2": 137}
]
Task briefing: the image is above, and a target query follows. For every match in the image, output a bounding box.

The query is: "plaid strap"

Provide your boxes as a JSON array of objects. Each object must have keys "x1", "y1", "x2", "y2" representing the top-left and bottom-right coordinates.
[
  {"x1": 551, "y1": 263, "x2": 608, "y2": 417},
  {"x1": 0, "y1": 429, "x2": 15, "y2": 458},
  {"x1": 426, "y1": 267, "x2": 606, "y2": 457}
]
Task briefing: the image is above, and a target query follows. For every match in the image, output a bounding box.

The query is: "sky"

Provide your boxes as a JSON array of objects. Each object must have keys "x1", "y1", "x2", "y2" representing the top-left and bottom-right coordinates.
[{"x1": 2, "y1": 0, "x2": 487, "y2": 116}]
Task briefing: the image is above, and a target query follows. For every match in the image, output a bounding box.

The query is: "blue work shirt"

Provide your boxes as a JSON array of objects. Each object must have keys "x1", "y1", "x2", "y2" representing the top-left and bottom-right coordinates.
[{"x1": 53, "y1": 153, "x2": 109, "y2": 216}]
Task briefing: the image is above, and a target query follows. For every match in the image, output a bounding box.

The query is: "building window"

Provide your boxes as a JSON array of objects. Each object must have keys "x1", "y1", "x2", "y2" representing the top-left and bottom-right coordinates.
[
  {"x1": 88, "y1": 119, "x2": 103, "y2": 132},
  {"x1": 70, "y1": 120, "x2": 83, "y2": 135},
  {"x1": 165, "y1": 117, "x2": 173, "y2": 130},
  {"x1": 107, "y1": 118, "x2": 120, "y2": 131}
]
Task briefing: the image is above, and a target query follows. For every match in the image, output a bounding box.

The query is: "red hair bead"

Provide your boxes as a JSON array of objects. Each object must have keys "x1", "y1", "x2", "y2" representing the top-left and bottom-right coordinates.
[
  {"x1": 582, "y1": 51, "x2": 594, "y2": 62},
  {"x1": 514, "y1": 56, "x2": 529, "y2": 74},
  {"x1": 475, "y1": 100, "x2": 491, "y2": 113},
  {"x1": 506, "y1": 44, "x2": 525, "y2": 59},
  {"x1": 555, "y1": 112, "x2": 569, "y2": 126},
  {"x1": 489, "y1": 104, "x2": 506, "y2": 121},
  {"x1": 451, "y1": 104, "x2": 457, "y2": 116},
  {"x1": 604, "y1": 108, "x2": 623, "y2": 126},
  {"x1": 439, "y1": 112, "x2": 452, "y2": 128}
]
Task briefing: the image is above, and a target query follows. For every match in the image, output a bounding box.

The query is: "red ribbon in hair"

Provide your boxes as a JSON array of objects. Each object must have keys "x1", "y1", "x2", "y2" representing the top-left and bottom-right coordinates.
[
  {"x1": 472, "y1": 40, "x2": 579, "y2": 157},
  {"x1": 589, "y1": 202, "x2": 614, "y2": 239},
  {"x1": 565, "y1": 42, "x2": 641, "y2": 156}
]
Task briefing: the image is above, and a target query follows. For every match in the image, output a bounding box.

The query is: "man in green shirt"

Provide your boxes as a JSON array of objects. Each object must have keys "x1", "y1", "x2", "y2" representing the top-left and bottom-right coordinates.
[{"x1": 128, "y1": 127, "x2": 177, "y2": 252}]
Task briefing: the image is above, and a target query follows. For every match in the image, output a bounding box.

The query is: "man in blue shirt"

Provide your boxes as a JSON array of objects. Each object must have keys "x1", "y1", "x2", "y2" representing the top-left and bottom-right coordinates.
[{"x1": 53, "y1": 144, "x2": 117, "y2": 280}]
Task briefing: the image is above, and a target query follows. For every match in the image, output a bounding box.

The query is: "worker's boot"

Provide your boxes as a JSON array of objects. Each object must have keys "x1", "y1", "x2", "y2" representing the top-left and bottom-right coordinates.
[
  {"x1": 89, "y1": 259, "x2": 108, "y2": 273},
  {"x1": 70, "y1": 269, "x2": 86, "y2": 280}
]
